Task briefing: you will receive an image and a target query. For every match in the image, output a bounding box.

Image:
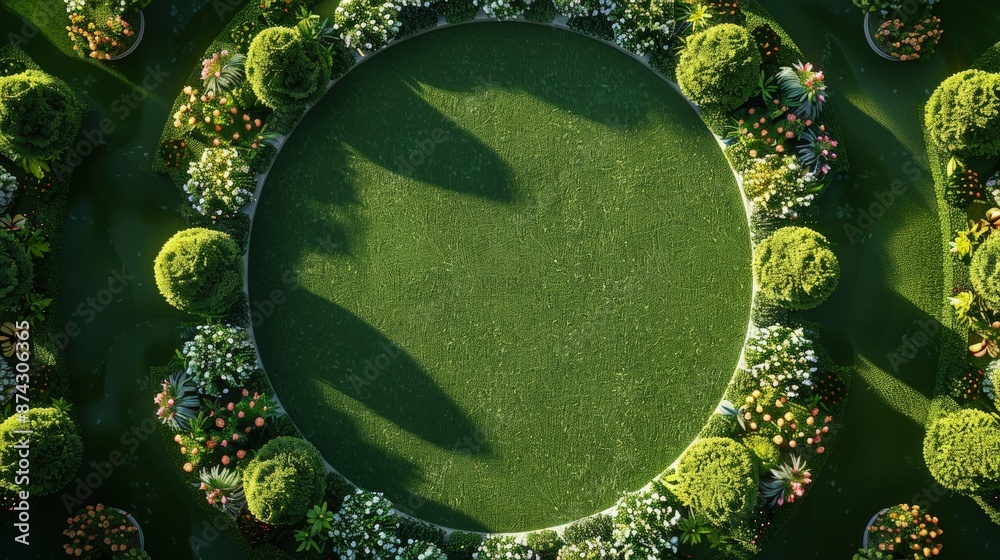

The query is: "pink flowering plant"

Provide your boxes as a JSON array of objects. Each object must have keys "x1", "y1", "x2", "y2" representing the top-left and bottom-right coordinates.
[
  {"x1": 205, "y1": 387, "x2": 278, "y2": 467},
  {"x1": 798, "y1": 127, "x2": 840, "y2": 176},
  {"x1": 201, "y1": 50, "x2": 247, "y2": 94},
  {"x1": 776, "y1": 61, "x2": 828, "y2": 120},
  {"x1": 761, "y1": 455, "x2": 812, "y2": 506},
  {"x1": 197, "y1": 464, "x2": 246, "y2": 514},
  {"x1": 153, "y1": 371, "x2": 202, "y2": 431}
]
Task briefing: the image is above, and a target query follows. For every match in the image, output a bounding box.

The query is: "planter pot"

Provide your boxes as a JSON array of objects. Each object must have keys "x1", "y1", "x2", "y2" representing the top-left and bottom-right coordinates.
[
  {"x1": 861, "y1": 507, "x2": 890, "y2": 550},
  {"x1": 113, "y1": 508, "x2": 146, "y2": 550},
  {"x1": 110, "y1": 11, "x2": 146, "y2": 61},
  {"x1": 863, "y1": 13, "x2": 900, "y2": 61}
]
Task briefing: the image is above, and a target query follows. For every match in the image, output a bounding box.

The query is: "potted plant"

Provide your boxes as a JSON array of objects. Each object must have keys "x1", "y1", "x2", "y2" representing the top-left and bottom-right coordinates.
[
  {"x1": 852, "y1": 0, "x2": 943, "y2": 62},
  {"x1": 64, "y1": 0, "x2": 150, "y2": 61},
  {"x1": 63, "y1": 503, "x2": 145, "y2": 558},
  {"x1": 857, "y1": 503, "x2": 943, "y2": 559}
]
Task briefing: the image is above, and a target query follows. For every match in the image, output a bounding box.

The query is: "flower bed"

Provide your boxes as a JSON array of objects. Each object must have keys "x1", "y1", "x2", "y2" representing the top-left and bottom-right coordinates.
[
  {"x1": 853, "y1": 0, "x2": 944, "y2": 62},
  {"x1": 148, "y1": 1, "x2": 852, "y2": 558},
  {"x1": 64, "y1": 0, "x2": 150, "y2": 60},
  {"x1": 0, "y1": 45, "x2": 85, "y2": 520},
  {"x1": 925, "y1": 39, "x2": 1000, "y2": 526}
]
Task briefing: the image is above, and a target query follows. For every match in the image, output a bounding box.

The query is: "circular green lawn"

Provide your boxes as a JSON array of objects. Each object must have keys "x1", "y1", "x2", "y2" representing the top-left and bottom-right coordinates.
[{"x1": 248, "y1": 22, "x2": 752, "y2": 531}]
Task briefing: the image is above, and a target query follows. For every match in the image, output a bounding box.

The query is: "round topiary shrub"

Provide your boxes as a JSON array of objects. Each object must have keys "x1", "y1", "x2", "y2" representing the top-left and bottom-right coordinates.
[
  {"x1": 0, "y1": 407, "x2": 83, "y2": 496},
  {"x1": 245, "y1": 26, "x2": 332, "y2": 111},
  {"x1": 676, "y1": 23, "x2": 761, "y2": 112},
  {"x1": 242, "y1": 437, "x2": 326, "y2": 525},
  {"x1": 753, "y1": 226, "x2": 840, "y2": 310},
  {"x1": 923, "y1": 408, "x2": 1000, "y2": 494},
  {"x1": 673, "y1": 437, "x2": 759, "y2": 526},
  {"x1": 926, "y1": 69, "x2": 1000, "y2": 157},
  {"x1": 0, "y1": 69, "x2": 85, "y2": 161},
  {"x1": 971, "y1": 233, "x2": 1000, "y2": 312},
  {"x1": 153, "y1": 228, "x2": 243, "y2": 316},
  {"x1": 0, "y1": 229, "x2": 33, "y2": 313}
]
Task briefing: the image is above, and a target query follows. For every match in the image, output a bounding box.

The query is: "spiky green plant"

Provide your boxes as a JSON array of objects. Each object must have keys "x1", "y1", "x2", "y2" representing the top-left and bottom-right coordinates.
[
  {"x1": 760, "y1": 455, "x2": 812, "y2": 506},
  {"x1": 201, "y1": 50, "x2": 247, "y2": 95},
  {"x1": 153, "y1": 371, "x2": 201, "y2": 431},
  {"x1": 684, "y1": 2, "x2": 714, "y2": 32},
  {"x1": 776, "y1": 61, "x2": 828, "y2": 120},
  {"x1": 198, "y1": 465, "x2": 245, "y2": 514}
]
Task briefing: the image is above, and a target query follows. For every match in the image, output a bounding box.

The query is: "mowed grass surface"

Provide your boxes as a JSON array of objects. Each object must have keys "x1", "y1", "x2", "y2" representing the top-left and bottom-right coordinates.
[{"x1": 248, "y1": 22, "x2": 751, "y2": 531}]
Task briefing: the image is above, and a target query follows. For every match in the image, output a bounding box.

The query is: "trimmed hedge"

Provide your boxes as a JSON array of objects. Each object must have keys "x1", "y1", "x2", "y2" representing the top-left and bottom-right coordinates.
[
  {"x1": 0, "y1": 69, "x2": 85, "y2": 161},
  {"x1": 673, "y1": 437, "x2": 760, "y2": 526},
  {"x1": 925, "y1": 69, "x2": 1000, "y2": 158},
  {"x1": 923, "y1": 408, "x2": 1000, "y2": 494},
  {"x1": 676, "y1": 23, "x2": 760, "y2": 112},
  {"x1": 153, "y1": 228, "x2": 244, "y2": 316},
  {"x1": 0, "y1": 407, "x2": 83, "y2": 496},
  {"x1": 753, "y1": 226, "x2": 840, "y2": 310},
  {"x1": 0, "y1": 229, "x2": 33, "y2": 312},
  {"x1": 242, "y1": 437, "x2": 327, "y2": 525},
  {"x1": 971, "y1": 233, "x2": 1000, "y2": 312},
  {"x1": 245, "y1": 26, "x2": 332, "y2": 111},
  {"x1": 561, "y1": 513, "x2": 613, "y2": 545}
]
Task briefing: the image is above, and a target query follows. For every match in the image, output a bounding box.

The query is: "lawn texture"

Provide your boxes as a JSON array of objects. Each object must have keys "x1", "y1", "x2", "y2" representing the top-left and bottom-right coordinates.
[{"x1": 248, "y1": 22, "x2": 752, "y2": 531}]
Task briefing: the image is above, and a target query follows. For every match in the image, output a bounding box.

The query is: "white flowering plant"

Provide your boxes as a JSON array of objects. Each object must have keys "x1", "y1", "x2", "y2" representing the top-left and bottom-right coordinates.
[
  {"x1": 556, "y1": 537, "x2": 619, "y2": 559},
  {"x1": 742, "y1": 154, "x2": 819, "y2": 220},
  {"x1": 611, "y1": 486, "x2": 681, "y2": 560},
  {"x1": 397, "y1": 540, "x2": 448, "y2": 560},
  {"x1": 610, "y1": 0, "x2": 675, "y2": 57},
  {"x1": 331, "y1": 490, "x2": 402, "y2": 560},
  {"x1": 183, "y1": 147, "x2": 254, "y2": 218},
  {"x1": 0, "y1": 167, "x2": 18, "y2": 214},
  {"x1": 744, "y1": 325, "x2": 818, "y2": 399},
  {"x1": 474, "y1": 0, "x2": 532, "y2": 20},
  {"x1": 554, "y1": 0, "x2": 616, "y2": 18},
  {"x1": 335, "y1": 0, "x2": 419, "y2": 51},
  {"x1": 181, "y1": 324, "x2": 257, "y2": 396},
  {"x1": 476, "y1": 535, "x2": 541, "y2": 560}
]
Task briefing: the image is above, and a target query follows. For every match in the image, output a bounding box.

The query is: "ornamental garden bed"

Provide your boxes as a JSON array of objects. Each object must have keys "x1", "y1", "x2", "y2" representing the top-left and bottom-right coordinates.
[{"x1": 144, "y1": 1, "x2": 855, "y2": 559}]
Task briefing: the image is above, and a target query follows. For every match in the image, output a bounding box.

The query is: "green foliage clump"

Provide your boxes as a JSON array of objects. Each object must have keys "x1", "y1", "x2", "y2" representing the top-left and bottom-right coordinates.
[
  {"x1": 0, "y1": 69, "x2": 85, "y2": 161},
  {"x1": 245, "y1": 26, "x2": 332, "y2": 111},
  {"x1": 926, "y1": 69, "x2": 1000, "y2": 157},
  {"x1": 0, "y1": 229, "x2": 33, "y2": 312},
  {"x1": 242, "y1": 437, "x2": 327, "y2": 525},
  {"x1": 676, "y1": 23, "x2": 760, "y2": 112},
  {"x1": 673, "y1": 437, "x2": 759, "y2": 526},
  {"x1": 398, "y1": 516, "x2": 446, "y2": 547},
  {"x1": 0, "y1": 407, "x2": 83, "y2": 495},
  {"x1": 923, "y1": 408, "x2": 1000, "y2": 494},
  {"x1": 971, "y1": 233, "x2": 1000, "y2": 312},
  {"x1": 753, "y1": 226, "x2": 840, "y2": 310},
  {"x1": 153, "y1": 228, "x2": 243, "y2": 316},
  {"x1": 741, "y1": 434, "x2": 782, "y2": 471},
  {"x1": 527, "y1": 529, "x2": 564, "y2": 560},
  {"x1": 444, "y1": 531, "x2": 485, "y2": 560},
  {"x1": 562, "y1": 513, "x2": 613, "y2": 545}
]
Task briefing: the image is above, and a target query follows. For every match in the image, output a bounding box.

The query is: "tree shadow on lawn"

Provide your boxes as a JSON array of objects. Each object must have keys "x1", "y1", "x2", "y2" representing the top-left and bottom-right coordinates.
[{"x1": 259, "y1": 286, "x2": 491, "y2": 455}]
